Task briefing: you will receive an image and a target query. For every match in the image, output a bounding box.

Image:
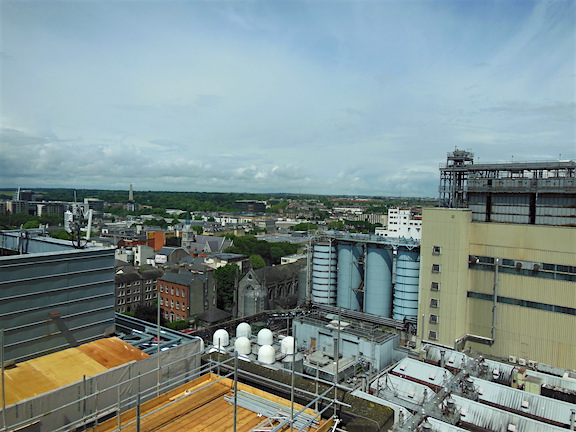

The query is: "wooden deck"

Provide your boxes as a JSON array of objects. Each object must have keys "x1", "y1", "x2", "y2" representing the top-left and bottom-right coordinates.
[
  {"x1": 2, "y1": 337, "x2": 149, "y2": 405},
  {"x1": 89, "y1": 374, "x2": 334, "y2": 432}
]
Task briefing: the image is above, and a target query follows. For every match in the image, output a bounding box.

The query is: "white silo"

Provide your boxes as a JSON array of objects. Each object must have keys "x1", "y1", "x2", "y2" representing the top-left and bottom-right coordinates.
[
  {"x1": 257, "y1": 328, "x2": 273, "y2": 346},
  {"x1": 236, "y1": 322, "x2": 252, "y2": 339},
  {"x1": 212, "y1": 329, "x2": 230, "y2": 347},
  {"x1": 234, "y1": 336, "x2": 252, "y2": 356},
  {"x1": 258, "y1": 345, "x2": 276, "y2": 365}
]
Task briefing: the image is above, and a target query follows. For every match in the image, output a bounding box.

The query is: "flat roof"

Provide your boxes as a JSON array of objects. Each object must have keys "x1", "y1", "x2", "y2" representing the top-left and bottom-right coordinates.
[
  {"x1": 2, "y1": 337, "x2": 148, "y2": 405},
  {"x1": 89, "y1": 373, "x2": 334, "y2": 432}
]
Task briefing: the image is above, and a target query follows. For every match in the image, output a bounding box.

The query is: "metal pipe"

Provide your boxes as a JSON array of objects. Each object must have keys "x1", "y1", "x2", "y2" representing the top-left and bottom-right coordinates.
[
  {"x1": 233, "y1": 352, "x2": 238, "y2": 432},
  {"x1": 290, "y1": 331, "x2": 296, "y2": 432},
  {"x1": 1, "y1": 329, "x2": 6, "y2": 431},
  {"x1": 491, "y1": 258, "x2": 499, "y2": 343}
]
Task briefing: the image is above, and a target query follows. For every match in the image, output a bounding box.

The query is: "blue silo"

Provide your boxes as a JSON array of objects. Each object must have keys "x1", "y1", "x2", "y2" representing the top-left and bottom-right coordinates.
[
  {"x1": 364, "y1": 246, "x2": 393, "y2": 317},
  {"x1": 311, "y1": 243, "x2": 337, "y2": 305},
  {"x1": 393, "y1": 248, "x2": 420, "y2": 320},
  {"x1": 337, "y1": 242, "x2": 362, "y2": 311}
]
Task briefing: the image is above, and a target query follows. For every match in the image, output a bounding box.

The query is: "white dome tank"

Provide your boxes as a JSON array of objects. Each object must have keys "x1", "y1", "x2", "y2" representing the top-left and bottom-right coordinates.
[
  {"x1": 234, "y1": 336, "x2": 252, "y2": 356},
  {"x1": 257, "y1": 328, "x2": 273, "y2": 346},
  {"x1": 236, "y1": 322, "x2": 252, "y2": 339},
  {"x1": 212, "y1": 329, "x2": 230, "y2": 347},
  {"x1": 281, "y1": 336, "x2": 295, "y2": 355},
  {"x1": 258, "y1": 345, "x2": 276, "y2": 364}
]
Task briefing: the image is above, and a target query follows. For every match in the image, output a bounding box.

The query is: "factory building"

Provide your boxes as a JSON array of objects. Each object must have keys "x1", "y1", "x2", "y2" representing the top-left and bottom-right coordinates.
[{"x1": 418, "y1": 150, "x2": 576, "y2": 370}]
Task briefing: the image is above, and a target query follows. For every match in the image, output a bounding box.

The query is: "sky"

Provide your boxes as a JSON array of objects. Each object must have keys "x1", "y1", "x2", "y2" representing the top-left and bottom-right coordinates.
[{"x1": 1, "y1": 0, "x2": 574, "y2": 197}]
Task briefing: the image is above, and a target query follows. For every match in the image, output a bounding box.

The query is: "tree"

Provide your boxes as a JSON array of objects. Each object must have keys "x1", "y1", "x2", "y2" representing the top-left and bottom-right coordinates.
[
  {"x1": 292, "y1": 222, "x2": 318, "y2": 231},
  {"x1": 249, "y1": 254, "x2": 266, "y2": 269},
  {"x1": 328, "y1": 220, "x2": 345, "y2": 230},
  {"x1": 214, "y1": 264, "x2": 238, "y2": 311},
  {"x1": 134, "y1": 304, "x2": 167, "y2": 327},
  {"x1": 192, "y1": 225, "x2": 203, "y2": 234},
  {"x1": 22, "y1": 220, "x2": 40, "y2": 229}
]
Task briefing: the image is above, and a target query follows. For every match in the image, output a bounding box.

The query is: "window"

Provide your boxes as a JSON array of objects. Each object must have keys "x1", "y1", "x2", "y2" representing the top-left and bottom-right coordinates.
[
  {"x1": 431, "y1": 282, "x2": 440, "y2": 291},
  {"x1": 430, "y1": 314, "x2": 439, "y2": 324},
  {"x1": 176, "y1": 301, "x2": 180, "y2": 310},
  {"x1": 160, "y1": 286, "x2": 163, "y2": 293},
  {"x1": 171, "y1": 287, "x2": 174, "y2": 295},
  {"x1": 182, "y1": 290, "x2": 186, "y2": 298},
  {"x1": 430, "y1": 298, "x2": 439, "y2": 308},
  {"x1": 170, "y1": 300, "x2": 174, "y2": 308},
  {"x1": 428, "y1": 330, "x2": 438, "y2": 341},
  {"x1": 432, "y1": 264, "x2": 441, "y2": 273},
  {"x1": 126, "y1": 289, "x2": 131, "y2": 295},
  {"x1": 176, "y1": 288, "x2": 179, "y2": 296},
  {"x1": 432, "y1": 246, "x2": 441, "y2": 255}
]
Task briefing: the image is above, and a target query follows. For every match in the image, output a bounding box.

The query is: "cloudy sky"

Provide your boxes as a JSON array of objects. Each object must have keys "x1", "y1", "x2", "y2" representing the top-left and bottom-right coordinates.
[{"x1": 1, "y1": 0, "x2": 574, "y2": 197}]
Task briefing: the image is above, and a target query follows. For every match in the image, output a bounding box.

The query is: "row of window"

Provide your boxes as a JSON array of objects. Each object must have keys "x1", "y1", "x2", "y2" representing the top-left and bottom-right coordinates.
[
  {"x1": 159, "y1": 284, "x2": 187, "y2": 298},
  {"x1": 159, "y1": 297, "x2": 186, "y2": 311},
  {"x1": 467, "y1": 291, "x2": 576, "y2": 316},
  {"x1": 469, "y1": 255, "x2": 575, "y2": 281}
]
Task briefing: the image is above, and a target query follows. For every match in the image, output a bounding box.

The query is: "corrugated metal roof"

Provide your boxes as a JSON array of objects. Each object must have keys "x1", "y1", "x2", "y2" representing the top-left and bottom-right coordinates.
[
  {"x1": 424, "y1": 345, "x2": 470, "y2": 369},
  {"x1": 452, "y1": 395, "x2": 567, "y2": 432},
  {"x1": 392, "y1": 357, "x2": 454, "y2": 388},
  {"x1": 484, "y1": 359, "x2": 576, "y2": 393},
  {"x1": 471, "y1": 377, "x2": 576, "y2": 427},
  {"x1": 371, "y1": 373, "x2": 435, "y2": 405},
  {"x1": 427, "y1": 418, "x2": 469, "y2": 432}
]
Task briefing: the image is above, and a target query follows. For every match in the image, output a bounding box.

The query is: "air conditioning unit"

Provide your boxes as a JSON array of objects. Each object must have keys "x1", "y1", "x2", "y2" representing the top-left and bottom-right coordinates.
[
  {"x1": 518, "y1": 358, "x2": 527, "y2": 366},
  {"x1": 528, "y1": 360, "x2": 538, "y2": 368},
  {"x1": 508, "y1": 355, "x2": 517, "y2": 364}
]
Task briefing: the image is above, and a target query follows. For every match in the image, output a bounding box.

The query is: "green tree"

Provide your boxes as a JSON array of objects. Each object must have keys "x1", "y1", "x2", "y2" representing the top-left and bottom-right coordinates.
[
  {"x1": 192, "y1": 225, "x2": 203, "y2": 234},
  {"x1": 134, "y1": 304, "x2": 167, "y2": 327},
  {"x1": 22, "y1": 220, "x2": 40, "y2": 229},
  {"x1": 292, "y1": 222, "x2": 318, "y2": 231},
  {"x1": 214, "y1": 264, "x2": 238, "y2": 311},
  {"x1": 328, "y1": 220, "x2": 346, "y2": 230},
  {"x1": 249, "y1": 254, "x2": 266, "y2": 269}
]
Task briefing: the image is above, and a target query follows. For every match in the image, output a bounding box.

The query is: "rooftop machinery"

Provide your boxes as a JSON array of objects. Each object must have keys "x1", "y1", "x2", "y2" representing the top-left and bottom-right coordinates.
[{"x1": 309, "y1": 233, "x2": 420, "y2": 323}]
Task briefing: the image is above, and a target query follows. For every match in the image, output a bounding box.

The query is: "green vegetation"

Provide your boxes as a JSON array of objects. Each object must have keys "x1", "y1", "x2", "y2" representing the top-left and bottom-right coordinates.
[
  {"x1": 249, "y1": 254, "x2": 266, "y2": 269},
  {"x1": 214, "y1": 264, "x2": 239, "y2": 311},
  {"x1": 134, "y1": 304, "x2": 167, "y2": 327},
  {"x1": 224, "y1": 235, "x2": 299, "y2": 266},
  {"x1": 291, "y1": 222, "x2": 318, "y2": 231},
  {"x1": 0, "y1": 213, "x2": 63, "y2": 230},
  {"x1": 167, "y1": 320, "x2": 190, "y2": 331}
]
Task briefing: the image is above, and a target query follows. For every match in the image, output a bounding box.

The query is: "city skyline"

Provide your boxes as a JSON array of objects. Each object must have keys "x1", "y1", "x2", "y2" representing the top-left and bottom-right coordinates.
[{"x1": 1, "y1": 0, "x2": 574, "y2": 197}]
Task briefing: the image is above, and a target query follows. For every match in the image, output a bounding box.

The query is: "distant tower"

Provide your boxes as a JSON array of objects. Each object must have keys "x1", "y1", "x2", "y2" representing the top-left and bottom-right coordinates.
[{"x1": 129, "y1": 184, "x2": 134, "y2": 202}]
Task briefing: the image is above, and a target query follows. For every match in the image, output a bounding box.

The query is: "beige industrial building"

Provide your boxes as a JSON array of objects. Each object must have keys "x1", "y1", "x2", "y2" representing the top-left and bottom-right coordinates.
[{"x1": 417, "y1": 151, "x2": 576, "y2": 370}]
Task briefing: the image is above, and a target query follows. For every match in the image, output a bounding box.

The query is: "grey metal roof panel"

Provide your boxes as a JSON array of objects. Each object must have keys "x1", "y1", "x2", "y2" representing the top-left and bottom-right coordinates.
[
  {"x1": 159, "y1": 271, "x2": 195, "y2": 286},
  {"x1": 371, "y1": 373, "x2": 435, "y2": 405},
  {"x1": 392, "y1": 358, "x2": 454, "y2": 388},
  {"x1": 452, "y1": 395, "x2": 566, "y2": 432},
  {"x1": 471, "y1": 377, "x2": 576, "y2": 427}
]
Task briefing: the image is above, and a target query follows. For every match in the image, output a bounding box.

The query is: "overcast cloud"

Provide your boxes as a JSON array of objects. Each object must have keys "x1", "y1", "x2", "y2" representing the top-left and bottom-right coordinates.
[{"x1": 1, "y1": 0, "x2": 574, "y2": 197}]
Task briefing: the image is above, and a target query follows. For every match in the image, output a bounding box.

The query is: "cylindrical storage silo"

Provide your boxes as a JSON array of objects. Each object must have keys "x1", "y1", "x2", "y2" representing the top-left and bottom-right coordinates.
[
  {"x1": 393, "y1": 248, "x2": 420, "y2": 321},
  {"x1": 311, "y1": 243, "x2": 337, "y2": 305},
  {"x1": 364, "y1": 246, "x2": 393, "y2": 317},
  {"x1": 297, "y1": 266, "x2": 307, "y2": 306},
  {"x1": 337, "y1": 242, "x2": 363, "y2": 311}
]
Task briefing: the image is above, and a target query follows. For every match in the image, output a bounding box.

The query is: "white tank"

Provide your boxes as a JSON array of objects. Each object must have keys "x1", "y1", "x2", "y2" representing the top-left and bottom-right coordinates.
[
  {"x1": 212, "y1": 329, "x2": 229, "y2": 347},
  {"x1": 257, "y1": 328, "x2": 273, "y2": 346},
  {"x1": 236, "y1": 322, "x2": 252, "y2": 339},
  {"x1": 258, "y1": 345, "x2": 276, "y2": 365},
  {"x1": 281, "y1": 336, "x2": 295, "y2": 355},
  {"x1": 234, "y1": 336, "x2": 251, "y2": 356}
]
